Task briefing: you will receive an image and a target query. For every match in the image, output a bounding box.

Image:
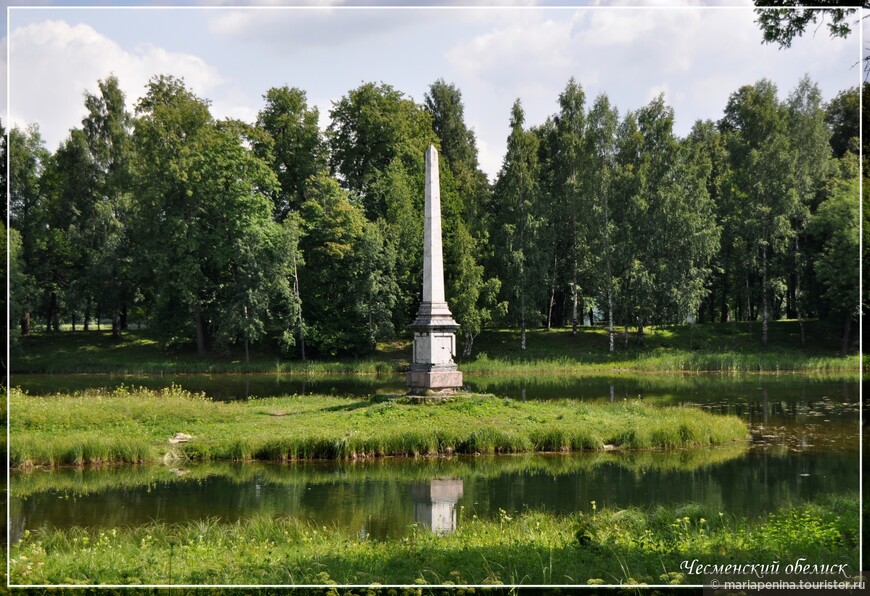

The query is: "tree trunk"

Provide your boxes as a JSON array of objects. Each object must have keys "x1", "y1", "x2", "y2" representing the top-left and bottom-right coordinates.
[
  {"x1": 547, "y1": 253, "x2": 556, "y2": 331},
  {"x1": 745, "y1": 276, "x2": 751, "y2": 322},
  {"x1": 520, "y1": 273, "x2": 527, "y2": 350},
  {"x1": 47, "y1": 292, "x2": 58, "y2": 333},
  {"x1": 71, "y1": 314, "x2": 76, "y2": 332},
  {"x1": 21, "y1": 311, "x2": 30, "y2": 336},
  {"x1": 840, "y1": 313, "x2": 852, "y2": 357},
  {"x1": 83, "y1": 300, "x2": 90, "y2": 331},
  {"x1": 607, "y1": 286, "x2": 614, "y2": 354},
  {"x1": 795, "y1": 235, "x2": 805, "y2": 347},
  {"x1": 194, "y1": 309, "x2": 207, "y2": 357},
  {"x1": 120, "y1": 301, "x2": 128, "y2": 331},
  {"x1": 744, "y1": 276, "x2": 752, "y2": 341},
  {"x1": 636, "y1": 317, "x2": 645, "y2": 346},
  {"x1": 571, "y1": 177, "x2": 578, "y2": 337},
  {"x1": 761, "y1": 243, "x2": 768, "y2": 348},
  {"x1": 719, "y1": 274, "x2": 729, "y2": 323},
  {"x1": 589, "y1": 308, "x2": 594, "y2": 327},
  {"x1": 463, "y1": 332, "x2": 475, "y2": 358},
  {"x1": 111, "y1": 310, "x2": 121, "y2": 339},
  {"x1": 293, "y1": 261, "x2": 306, "y2": 362},
  {"x1": 243, "y1": 305, "x2": 250, "y2": 364},
  {"x1": 571, "y1": 272, "x2": 578, "y2": 336},
  {"x1": 521, "y1": 318, "x2": 527, "y2": 351}
]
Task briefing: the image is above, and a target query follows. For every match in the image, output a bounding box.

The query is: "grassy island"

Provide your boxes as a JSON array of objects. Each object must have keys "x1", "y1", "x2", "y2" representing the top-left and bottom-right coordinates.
[{"x1": 11, "y1": 387, "x2": 747, "y2": 468}]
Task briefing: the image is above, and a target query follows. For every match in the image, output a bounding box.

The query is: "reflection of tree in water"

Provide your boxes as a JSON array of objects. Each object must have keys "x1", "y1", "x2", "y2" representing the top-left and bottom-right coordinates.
[{"x1": 12, "y1": 445, "x2": 857, "y2": 543}]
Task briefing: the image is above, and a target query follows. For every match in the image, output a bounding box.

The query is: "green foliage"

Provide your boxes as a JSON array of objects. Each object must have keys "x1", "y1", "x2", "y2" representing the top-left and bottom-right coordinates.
[
  {"x1": 492, "y1": 100, "x2": 544, "y2": 346},
  {"x1": 255, "y1": 86, "x2": 326, "y2": 220},
  {"x1": 809, "y1": 175, "x2": 859, "y2": 318},
  {"x1": 825, "y1": 86, "x2": 859, "y2": 159},
  {"x1": 755, "y1": 3, "x2": 857, "y2": 49},
  {"x1": 8, "y1": 74, "x2": 858, "y2": 363},
  {"x1": 9, "y1": 225, "x2": 34, "y2": 351},
  {"x1": 617, "y1": 95, "x2": 719, "y2": 337},
  {"x1": 9, "y1": 124, "x2": 50, "y2": 335},
  {"x1": 299, "y1": 175, "x2": 398, "y2": 356},
  {"x1": 132, "y1": 75, "x2": 298, "y2": 356},
  {"x1": 328, "y1": 82, "x2": 437, "y2": 211}
]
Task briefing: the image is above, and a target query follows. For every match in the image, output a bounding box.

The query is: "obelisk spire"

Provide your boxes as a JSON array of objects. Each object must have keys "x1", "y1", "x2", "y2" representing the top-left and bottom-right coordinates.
[
  {"x1": 407, "y1": 145, "x2": 462, "y2": 395},
  {"x1": 423, "y1": 145, "x2": 445, "y2": 305},
  {"x1": 412, "y1": 145, "x2": 456, "y2": 325}
]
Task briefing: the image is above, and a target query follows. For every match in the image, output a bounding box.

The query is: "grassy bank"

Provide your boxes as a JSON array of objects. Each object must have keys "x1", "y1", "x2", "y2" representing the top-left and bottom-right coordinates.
[
  {"x1": 10, "y1": 387, "x2": 747, "y2": 468},
  {"x1": 11, "y1": 320, "x2": 858, "y2": 375},
  {"x1": 467, "y1": 321, "x2": 858, "y2": 373},
  {"x1": 10, "y1": 494, "x2": 858, "y2": 586}
]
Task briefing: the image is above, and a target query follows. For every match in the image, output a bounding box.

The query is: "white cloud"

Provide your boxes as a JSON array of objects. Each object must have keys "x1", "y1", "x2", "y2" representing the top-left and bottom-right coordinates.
[
  {"x1": 447, "y1": 17, "x2": 574, "y2": 89},
  {"x1": 208, "y1": 8, "x2": 424, "y2": 50},
  {"x1": 444, "y1": 7, "x2": 857, "y2": 178},
  {"x1": 8, "y1": 19, "x2": 227, "y2": 149}
]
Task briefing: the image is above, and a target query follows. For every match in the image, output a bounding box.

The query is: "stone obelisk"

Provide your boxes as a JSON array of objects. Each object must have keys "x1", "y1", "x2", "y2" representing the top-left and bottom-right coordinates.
[{"x1": 407, "y1": 145, "x2": 463, "y2": 394}]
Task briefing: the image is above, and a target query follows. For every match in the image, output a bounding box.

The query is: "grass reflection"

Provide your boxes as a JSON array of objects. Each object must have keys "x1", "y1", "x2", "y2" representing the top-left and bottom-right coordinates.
[{"x1": 12, "y1": 445, "x2": 749, "y2": 500}]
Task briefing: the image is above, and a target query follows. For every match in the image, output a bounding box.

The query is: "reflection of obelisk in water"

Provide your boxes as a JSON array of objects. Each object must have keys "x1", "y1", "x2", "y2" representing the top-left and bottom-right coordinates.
[
  {"x1": 407, "y1": 145, "x2": 463, "y2": 394},
  {"x1": 410, "y1": 479, "x2": 464, "y2": 534}
]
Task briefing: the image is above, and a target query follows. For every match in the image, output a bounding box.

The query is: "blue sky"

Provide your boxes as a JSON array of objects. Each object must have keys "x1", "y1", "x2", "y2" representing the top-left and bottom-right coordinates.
[{"x1": 4, "y1": 3, "x2": 861, "y2": 179}]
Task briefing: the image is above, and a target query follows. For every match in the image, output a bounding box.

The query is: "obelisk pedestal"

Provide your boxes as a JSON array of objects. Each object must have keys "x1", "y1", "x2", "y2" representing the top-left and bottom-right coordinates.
[{"x1": 407, "y1": 146, "x2": 463, "y2": 394}]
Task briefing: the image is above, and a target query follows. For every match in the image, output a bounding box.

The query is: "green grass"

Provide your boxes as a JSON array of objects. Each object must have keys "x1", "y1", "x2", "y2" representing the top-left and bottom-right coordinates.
[
  {"x1": 467, "y1": 320, "x2": 859, "y2": 373},
  {"x1": 10, "y1": 387, "x2": 748, "y2": 468},
  {"x1": 12, "y1": 329, "x2": 407, "y2": 375},
  {"x1": 10, "y1": 494, "x2": 858, "y2": 586},
  {"x1": 11, "y1": 319, "x2": 859, "y2": 375}
]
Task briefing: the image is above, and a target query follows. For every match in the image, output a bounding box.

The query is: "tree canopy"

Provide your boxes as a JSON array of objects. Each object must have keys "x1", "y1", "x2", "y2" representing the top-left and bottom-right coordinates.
[{"x1": 7, "y1": 73, "x2": 859, "y2": 358}]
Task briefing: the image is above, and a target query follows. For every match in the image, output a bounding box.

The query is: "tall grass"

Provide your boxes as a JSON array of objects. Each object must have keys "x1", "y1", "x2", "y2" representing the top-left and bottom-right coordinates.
[
  {"x1": 462, "y1": 350, "x2": 859, "y2": 375},
  {"x1": 10, "y1": 387, "x2": 748, "y2": 468},
  {"x1": 10, "y1": 494, "x2": 858, "y2": 585}
]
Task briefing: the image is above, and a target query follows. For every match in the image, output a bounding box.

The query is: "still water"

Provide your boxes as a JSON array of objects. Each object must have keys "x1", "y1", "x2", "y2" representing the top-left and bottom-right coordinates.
[
  {"x1": 10, "y1": 449, "x2": 858, "y2": 542},
  {"x1": 10, "y1": 373, "x2": 861, "y2": 542}
]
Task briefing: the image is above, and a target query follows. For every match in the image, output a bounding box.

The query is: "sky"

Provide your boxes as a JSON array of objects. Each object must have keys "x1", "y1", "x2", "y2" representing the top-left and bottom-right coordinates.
[{"x1": 3, "y1": 2, "x2": 862, "y2": 180}]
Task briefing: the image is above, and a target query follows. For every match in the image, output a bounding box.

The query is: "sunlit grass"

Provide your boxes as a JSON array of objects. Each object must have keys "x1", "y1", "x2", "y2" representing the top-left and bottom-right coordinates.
[
  {"x1": 10, "y1": 494, "x2": 858, "y2": 586},
  {"x1": 10, "y1": 386, "x2": 748, "y2": 468}
]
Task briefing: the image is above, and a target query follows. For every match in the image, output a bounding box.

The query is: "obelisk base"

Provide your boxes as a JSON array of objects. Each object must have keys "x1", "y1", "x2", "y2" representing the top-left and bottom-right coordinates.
[{"x1": 406, "y1": 367, "x2": 464, "y2": 395}]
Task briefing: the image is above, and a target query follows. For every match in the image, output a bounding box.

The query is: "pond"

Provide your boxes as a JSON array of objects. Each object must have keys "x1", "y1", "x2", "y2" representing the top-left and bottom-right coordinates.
[{"x1": 9, "y1": 372, "x2": 861, "y2": 542}]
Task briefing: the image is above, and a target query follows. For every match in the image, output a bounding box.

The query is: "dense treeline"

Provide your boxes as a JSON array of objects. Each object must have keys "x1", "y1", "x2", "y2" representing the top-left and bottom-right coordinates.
[{"x1": 6, "y1": 74, "x2": 861, "y2": 360}]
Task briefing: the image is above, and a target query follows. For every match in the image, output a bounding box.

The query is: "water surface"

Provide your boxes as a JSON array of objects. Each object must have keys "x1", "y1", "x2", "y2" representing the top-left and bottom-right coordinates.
[
  {"x1": 11, "y1": 448, "x2": 857, "y2": 543},
  {"x1": 11, "y1": 372, "x2": 861, "y2": 542}
]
